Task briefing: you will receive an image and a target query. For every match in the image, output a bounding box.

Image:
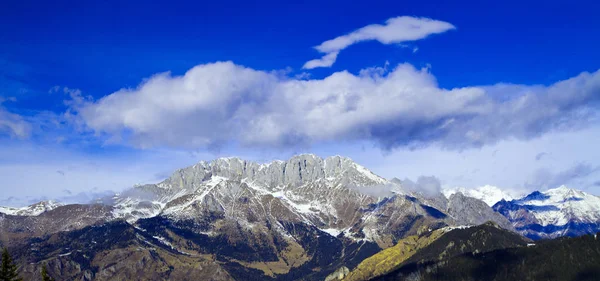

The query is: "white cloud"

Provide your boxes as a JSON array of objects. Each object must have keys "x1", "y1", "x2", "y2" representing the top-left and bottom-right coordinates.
[
  {"x1": 527, "y1": 163, "x2": 600, "y2": 191},
  {"x1": 350, "y1": 183, "x2": 398, "y2": 198},
  {"x1": 400, "y1": 176, "x2": 442, "y2": 197},
  {"x1": 346, "y1": 125, "x2": 600, "y2": 196},
  {"x1": 303, "y1": 16, "x2": 455, "y2": 69},
  {"x1": 66, "y1": 61, "x2": 600, "y2": 152},
  {"x1": 0, "y1": 97, "x2": 31, "y2": 138},
  {"x1": 303, "y1": 52, "x2": 339, "y2": 69}
]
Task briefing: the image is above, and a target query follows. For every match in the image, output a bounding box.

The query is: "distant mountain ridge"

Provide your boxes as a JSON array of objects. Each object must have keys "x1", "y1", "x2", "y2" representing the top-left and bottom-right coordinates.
[
  {"x1": 0, "y1": 200, "x2": 62, "y2": 216},
  {"x1": 493, "y1": 185, "x2": 600, "y2": 239}
]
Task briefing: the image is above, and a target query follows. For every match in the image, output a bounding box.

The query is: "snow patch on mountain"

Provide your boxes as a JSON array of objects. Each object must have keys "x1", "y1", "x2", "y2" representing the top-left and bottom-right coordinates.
[
  {"x1": 513, "y1": 185, "x2": 600, "y2": 226},
  {"x1": 321, "y1": 228, "x2": 342, "y2": 237},
  {"x1": 351, "y1": 161, "x2": 388, "y2": 185}
]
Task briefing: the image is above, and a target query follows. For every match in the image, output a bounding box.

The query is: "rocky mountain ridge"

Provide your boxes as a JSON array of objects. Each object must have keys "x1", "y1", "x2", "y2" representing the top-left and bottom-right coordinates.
[
  {"x1": 493, "y1": 185, "x2": 600, "y2": 239},
  {"x1": 4, "y1": 155, "x2": 600, "y2": 243},
  {"x1": 3, "y1": 155, "x2": 600, "y2": 280},
  {"x1": 0, "y1": 154, "x2": 515, "y2": 280}
]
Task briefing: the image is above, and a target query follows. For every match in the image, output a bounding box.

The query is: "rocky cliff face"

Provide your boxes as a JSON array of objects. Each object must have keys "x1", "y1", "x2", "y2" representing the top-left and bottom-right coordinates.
[{"x1": 446, "y1": 192, "x2": 513, "y2": 230}]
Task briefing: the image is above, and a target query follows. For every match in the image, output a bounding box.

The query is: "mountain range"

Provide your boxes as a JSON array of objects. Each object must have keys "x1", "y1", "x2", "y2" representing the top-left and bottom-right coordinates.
[{"x1": 1, "y1": 154, "x2": 600, "y2": 280}]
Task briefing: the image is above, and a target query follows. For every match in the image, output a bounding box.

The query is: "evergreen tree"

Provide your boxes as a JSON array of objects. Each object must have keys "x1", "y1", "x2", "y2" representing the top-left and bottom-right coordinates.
[
  {"x1": 41, "y1": 264, "x2": 54, "y2": 281},
  {"x1": 0, "y1": 247, "x2": 22, "y2": 281}
]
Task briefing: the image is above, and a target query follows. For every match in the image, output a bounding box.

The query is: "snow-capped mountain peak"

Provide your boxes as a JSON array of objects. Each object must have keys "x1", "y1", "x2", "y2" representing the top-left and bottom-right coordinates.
[
  {"x1": 107, "y1": 154, "x2": 514, "y2": 248},
  {"x1": 545, "y1": 185, "x2": 586, "y2": 199},
  {"x1": 493, "y1": 185, "x2": 600, "y2": 239},
  {"x1": 509, "y1": 186, "x2": 600, "y2": 226},
  {"x1": 110, "y1": 154, "x2": 390, "y2": 224},
  {"x1": 166, "y1": 154, "x2": 388, "y2": 190},
  {"x1": 443, "y1": 185, "x2": 517, "y2": 207}
]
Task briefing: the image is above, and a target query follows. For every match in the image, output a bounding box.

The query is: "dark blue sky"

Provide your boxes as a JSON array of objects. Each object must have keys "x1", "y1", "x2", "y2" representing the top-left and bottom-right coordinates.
[{"x1": 2, "y1": 0, "x2": 600, "y2": 112}]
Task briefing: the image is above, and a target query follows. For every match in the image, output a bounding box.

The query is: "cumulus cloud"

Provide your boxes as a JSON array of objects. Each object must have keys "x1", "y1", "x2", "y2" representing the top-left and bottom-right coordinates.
[
  {"x1": 303, "y1": 16, "x2": 455, "y2": 69},
  {"x1": 0, "y1": 97, "x2": 31, "y2": 138},
  {"x1": 64, "y1": 61, "x2": 600, "y2": 151}
]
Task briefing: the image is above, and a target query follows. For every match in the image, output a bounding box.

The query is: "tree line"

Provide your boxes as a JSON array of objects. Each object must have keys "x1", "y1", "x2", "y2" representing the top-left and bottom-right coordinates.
[{"x1": 1, "y1": 248, "x2": 53, "y2": 281}]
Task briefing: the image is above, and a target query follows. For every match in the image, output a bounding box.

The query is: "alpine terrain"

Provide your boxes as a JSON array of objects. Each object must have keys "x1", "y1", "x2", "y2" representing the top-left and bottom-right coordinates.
[
  {"x1": 493, "y1": 186, "x2": 600, "y2": 239},
  {"x1": 0, "y1": 154, "x2": 514, "y2": 281}
]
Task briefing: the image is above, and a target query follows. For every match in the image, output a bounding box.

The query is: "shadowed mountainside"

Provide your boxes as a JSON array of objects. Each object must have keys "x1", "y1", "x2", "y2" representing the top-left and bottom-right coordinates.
[
  {"x1": 375, "y1": 229, "x2": 600, "y2": 281},
  {"x1": 342, "y1": 222, "x2": 528, "y2": 281}
]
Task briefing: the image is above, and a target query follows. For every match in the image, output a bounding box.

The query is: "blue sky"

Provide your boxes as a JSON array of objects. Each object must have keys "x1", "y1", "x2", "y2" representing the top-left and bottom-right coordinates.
[{"x1": 1, "y1": 0, "x2": 600, "y2": 206}]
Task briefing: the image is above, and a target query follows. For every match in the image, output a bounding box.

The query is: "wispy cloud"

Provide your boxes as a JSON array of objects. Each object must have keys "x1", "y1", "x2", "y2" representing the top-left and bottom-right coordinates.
[
  {"x1": 399, "y1": 176, "x2": 442, "y2": 197},
  {"x1": 535, "y1": 152, "x2": 548, "y2": 161},
  {"x1": 0, "y1": 96, "x2": 31, "y2": 138},
  {"x1": 350, "y1": 183, "x2": 398, "y2": 198},
  {"x1": 303, "y1": 16, "x2": 455, "y2": 69},
  {"x1": 303, "y1": 52, "x2": 339, "y2": 70},
  {"x1": 527, "y1": 163, "x2": 600, "y2": 190},
  {"x1": 0, "y1": 140, "x2": 217, "y2": 205}
]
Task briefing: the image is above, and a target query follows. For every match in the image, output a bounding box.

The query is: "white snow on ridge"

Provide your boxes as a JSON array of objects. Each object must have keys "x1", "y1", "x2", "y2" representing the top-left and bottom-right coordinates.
[
  {"x1": 321, "y1": 228, "x2": 342, "y2": 237},
  {"x1": 272, "y1": 190, "x2": 316, "y2": 215},
  {"x1": 161, "y1": 176, "x2": 227, "y2": 216},
  {"x1": 0, "y1": 206, "x2": 19, "y2": 215},
  {"x1": 515, "y1": 185, "x2": 600, "y2": 226},
  {"x1": 352, "y1": 163, "x2": 388, "y2": 185},
  {"x1": 441, "y1": 225, "x2": 473, "y2": 232},
  {"x1": 0, "y1": 200, "x2": 62, "y2": 216}
]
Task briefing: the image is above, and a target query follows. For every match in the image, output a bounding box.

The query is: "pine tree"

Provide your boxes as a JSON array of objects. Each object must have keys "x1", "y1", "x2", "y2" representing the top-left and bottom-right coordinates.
[
  {"x1": 41, "y1": 264, "x2": 54, "y2": 281},
  {"x1": 0, "y1": 247, "x2": 22, "y2": 281}
]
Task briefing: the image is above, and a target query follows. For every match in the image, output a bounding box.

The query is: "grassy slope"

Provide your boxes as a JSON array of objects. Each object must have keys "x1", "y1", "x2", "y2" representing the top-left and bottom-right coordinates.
[
  {"x1": 342, "y1": 228, "x2": 447, "y2": 281},
  {"x1": 383, "y1": 233, "x2": 600, "y2": 281},
  {"x1": 345, "y1": 222, "x2": 530, "y2": 281}
]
